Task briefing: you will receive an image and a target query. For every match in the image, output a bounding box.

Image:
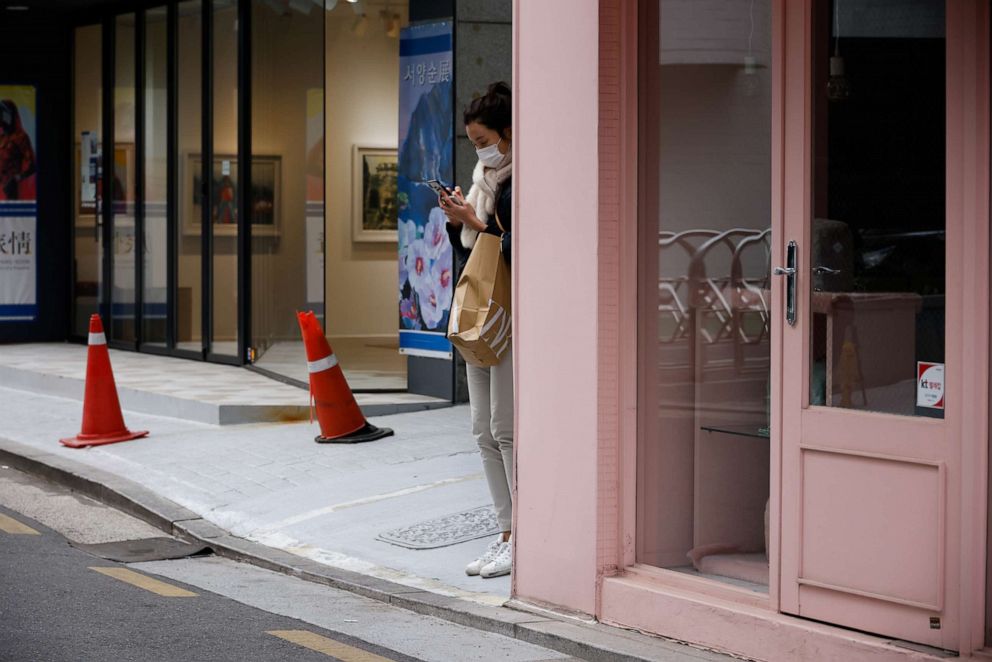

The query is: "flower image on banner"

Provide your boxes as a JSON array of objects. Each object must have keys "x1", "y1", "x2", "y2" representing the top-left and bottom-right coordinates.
[{"x1": 397, "y1": 21, "x2": 454, "y2": 359}]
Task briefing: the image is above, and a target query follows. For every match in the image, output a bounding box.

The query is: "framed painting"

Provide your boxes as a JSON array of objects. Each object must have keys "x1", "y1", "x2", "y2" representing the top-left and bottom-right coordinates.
[
  {"x1": 183, "y1": 154, "x2": 281, "y2": 236},
  {"x1": 352, "y1": 145, "x2": 398, "y2": 243},
  {"x1": 73, "y1": 141, "x2": 134, "y2": 225}
]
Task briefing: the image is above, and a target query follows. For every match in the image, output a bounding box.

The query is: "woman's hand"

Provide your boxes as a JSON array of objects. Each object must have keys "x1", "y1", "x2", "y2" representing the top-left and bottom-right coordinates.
[{"x1": 440, "y1": 186, "x2": 487, "y2": 232}]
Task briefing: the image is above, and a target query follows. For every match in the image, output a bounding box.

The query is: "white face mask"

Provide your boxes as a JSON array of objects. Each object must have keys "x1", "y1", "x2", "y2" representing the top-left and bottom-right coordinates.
[{"x1": 476, "y1": 138, "x2": 505, "y2": 168}]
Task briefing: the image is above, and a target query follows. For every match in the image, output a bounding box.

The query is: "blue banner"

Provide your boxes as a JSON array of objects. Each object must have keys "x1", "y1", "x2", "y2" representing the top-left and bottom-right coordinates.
[
  {"x1": 397, "y1": 21, "x2": 454, "y2": 360},
  {"x1": 0, "y1": 85, "x2": 38, "y2": 322}
]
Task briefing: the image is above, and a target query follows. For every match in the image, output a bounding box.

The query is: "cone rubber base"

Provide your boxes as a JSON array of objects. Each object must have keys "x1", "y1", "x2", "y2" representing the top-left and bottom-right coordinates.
[
  {"x1": 60, "y1": 429, "x2": 149, "y2": 449},
  {"x1": 315, "y1": 422, "x2": 394, "y2": 444}
]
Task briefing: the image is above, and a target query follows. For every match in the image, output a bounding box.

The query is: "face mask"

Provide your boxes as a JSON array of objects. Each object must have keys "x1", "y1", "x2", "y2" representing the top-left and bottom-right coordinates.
[{"x1": 476, "y1": 139, "x2": 505, "y2": 168}]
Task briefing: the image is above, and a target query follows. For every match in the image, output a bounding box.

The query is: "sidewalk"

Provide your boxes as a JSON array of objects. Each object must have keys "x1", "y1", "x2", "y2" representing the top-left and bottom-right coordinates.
[{"x1": 0, "y1": 343, "x2": 737, "y2": 662}]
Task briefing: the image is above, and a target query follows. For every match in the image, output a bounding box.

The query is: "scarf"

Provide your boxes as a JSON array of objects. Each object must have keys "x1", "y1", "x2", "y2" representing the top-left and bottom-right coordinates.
[{"x1": 460, "y1": 156, "x2": 512, "y2": 249}]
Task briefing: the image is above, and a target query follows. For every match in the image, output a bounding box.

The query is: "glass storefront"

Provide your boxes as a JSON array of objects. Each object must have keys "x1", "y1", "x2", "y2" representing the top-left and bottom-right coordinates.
[
  {"x1": 637, "y1": 0, "x2": 772, "y2": 590},
  {"x1": 67, "y1": 1, "x2": 441, "y2": 392}
]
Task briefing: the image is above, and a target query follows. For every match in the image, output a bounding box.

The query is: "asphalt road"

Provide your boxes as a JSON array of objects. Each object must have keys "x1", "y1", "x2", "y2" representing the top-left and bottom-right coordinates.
[
  {"x1": 0, "y1": 467, "x2": 578, "y2": 662},
  {"x1": 0, "y1": 504, "x2": 420, "y2": 662}
]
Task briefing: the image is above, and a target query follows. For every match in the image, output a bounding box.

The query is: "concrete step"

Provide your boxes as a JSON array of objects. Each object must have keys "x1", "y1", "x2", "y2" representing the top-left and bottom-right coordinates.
[{"x1": 0, "y1": 343, "x2": 450, "y2": 425}]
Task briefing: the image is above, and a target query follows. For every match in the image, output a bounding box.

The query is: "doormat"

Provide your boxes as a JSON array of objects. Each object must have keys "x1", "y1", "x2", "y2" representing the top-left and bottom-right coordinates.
[
  {"x1": 72, "y1": 537, "x2": 212, "y2": 563},
  {"x1": 376, "y1": 506, "x2": 499, "y2": 550}
]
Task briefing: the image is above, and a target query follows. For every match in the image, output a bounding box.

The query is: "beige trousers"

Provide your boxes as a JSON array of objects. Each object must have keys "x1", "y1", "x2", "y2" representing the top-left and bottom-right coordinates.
[{"x1": 466, "y1": 347, "x2": 514, "y2": 532}]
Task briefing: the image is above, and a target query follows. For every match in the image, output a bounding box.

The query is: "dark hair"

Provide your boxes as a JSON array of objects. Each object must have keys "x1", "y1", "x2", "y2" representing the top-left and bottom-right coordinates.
[{"x1": 463, "y1": 81, "x2": 511, "y2": 138}]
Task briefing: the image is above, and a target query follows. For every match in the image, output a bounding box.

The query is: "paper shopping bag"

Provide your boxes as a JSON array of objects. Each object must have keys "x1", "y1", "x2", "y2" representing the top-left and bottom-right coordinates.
[{"x1": 447, "y1": 232, "x2": 511, "y2": 367}]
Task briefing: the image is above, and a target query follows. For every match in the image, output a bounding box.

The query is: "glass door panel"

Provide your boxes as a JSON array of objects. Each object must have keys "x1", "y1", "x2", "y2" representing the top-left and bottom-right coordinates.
[
  {"x1": 250, "y1": 0, "x2": 324, "y2": 382},
  {"x1": 636, "y1": 0, "x2": 773, "y2": 591},
  {"x1": 177, "y1": 0, "x2": 203, "y2": 354},
  {"x1": 210, "y1": 1, "x2": 239, "y2": 359},
  {"x1": 112, "y1": 13, "x2": 137, "y2": 344},
  {"x1": 73, "y1": 24, "x2": 103, "y2": 337},
  {"x1": 808, "y1": 0, "x2": 945, "y2": 417},
  {"x1": 142, "y1": 6, "x2": 169, "y2": 347}
]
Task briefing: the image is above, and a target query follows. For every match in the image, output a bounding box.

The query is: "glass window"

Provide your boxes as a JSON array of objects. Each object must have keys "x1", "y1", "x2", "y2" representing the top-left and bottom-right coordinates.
[
  {"x1": 143, "y1": 6, "x2": 169, "y2": 346},
  {"x1": 73, "y1": 24, "x2": 103, "y2": 337},
  {"x1": 112, "y1": 14, "x2": 137, "y2": 343},
  {"x1": 249, "y1": 0, "x2": 324, "y2": 380},
  {"x1": 808, "y1": 0, "x2": 945, "y2": 418},
  {"x1": 637, "y1": 0, "x2": 772, "y2": 591},
  {"x1": 177, "y1": 0, "x2": 202, "y2": 353},
  {"x1": 210, "y1": 1, "x2": 238, "y2": 358}
]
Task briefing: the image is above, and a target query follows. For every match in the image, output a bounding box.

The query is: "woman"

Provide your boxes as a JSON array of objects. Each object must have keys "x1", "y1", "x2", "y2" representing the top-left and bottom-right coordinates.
[
  {"x1": 440, "y1": 81, "x2": 514, "y2": 579},
  {"x1": 0, "y1": 100, "x2": 36, "y2": 201}
]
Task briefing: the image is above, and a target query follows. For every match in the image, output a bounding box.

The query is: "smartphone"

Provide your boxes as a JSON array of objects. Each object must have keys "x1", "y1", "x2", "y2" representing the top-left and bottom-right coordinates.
[{"x1": 427, "y1": 179, "x2": 462, "y2": 205}]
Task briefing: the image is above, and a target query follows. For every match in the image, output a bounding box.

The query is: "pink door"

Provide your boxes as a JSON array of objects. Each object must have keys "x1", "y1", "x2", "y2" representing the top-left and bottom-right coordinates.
[{"x1": 778, "y1": 0, "x2": 987, "y2": 650}]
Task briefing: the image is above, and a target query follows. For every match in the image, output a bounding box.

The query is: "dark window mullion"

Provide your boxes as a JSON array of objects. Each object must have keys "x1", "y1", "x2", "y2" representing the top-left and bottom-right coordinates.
[
  {"x1": 135, "y1": 9, "x2": 146, "y2": 347},
  {"x1": 166, "y1": 1, "x2": 178, "y2": 351},
  {"x1": 237, "y1": 0, "x2": 251, "y2": 365},
  {"x1": 201, "y1": 0, "x2": 212, "y2": 359}
]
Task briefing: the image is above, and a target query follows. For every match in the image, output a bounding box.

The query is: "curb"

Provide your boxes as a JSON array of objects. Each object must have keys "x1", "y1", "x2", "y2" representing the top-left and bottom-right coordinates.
[{"x1": 0, "y1": 437, "x2": 729, "y2": 662}]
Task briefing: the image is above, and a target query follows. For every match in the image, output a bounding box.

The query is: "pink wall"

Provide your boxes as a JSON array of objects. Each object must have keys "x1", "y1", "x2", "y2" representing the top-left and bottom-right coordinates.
[{"x1": 512, "y1": 0, "x2": 601, "y2": 615}]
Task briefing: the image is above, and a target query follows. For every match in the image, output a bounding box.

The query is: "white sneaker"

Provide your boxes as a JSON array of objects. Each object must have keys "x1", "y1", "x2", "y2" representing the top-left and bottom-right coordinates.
[
  {"x1": 466, "y1": 538, "x2": 505, "y2": 576},
  {"x1": 480, "y1": 538, "x2": 512, "y2": 578}
]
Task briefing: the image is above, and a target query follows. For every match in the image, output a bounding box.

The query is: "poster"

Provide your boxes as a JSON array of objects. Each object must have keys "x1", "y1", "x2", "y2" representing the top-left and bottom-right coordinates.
[
  {"x1": 0, "y1": 85, "x2": 38, "y2": 321},
  {"x1": 397, "y1": 21, "x2": 454, "y2": 359}
]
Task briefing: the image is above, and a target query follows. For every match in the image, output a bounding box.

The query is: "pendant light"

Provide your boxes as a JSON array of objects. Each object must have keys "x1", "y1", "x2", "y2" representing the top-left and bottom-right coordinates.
[{"x1": 826, "y1": 0, "x2": 851, "y2": 102}]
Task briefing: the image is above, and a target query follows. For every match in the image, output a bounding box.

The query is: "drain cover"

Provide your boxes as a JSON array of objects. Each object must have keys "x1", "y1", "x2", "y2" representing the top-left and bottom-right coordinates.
[
  {"x1": 377, "y1": 506, "x2": 500, "y2": 550},
  {"x1": 71, "y1": 537, "x2": 212, "y2": 563}
]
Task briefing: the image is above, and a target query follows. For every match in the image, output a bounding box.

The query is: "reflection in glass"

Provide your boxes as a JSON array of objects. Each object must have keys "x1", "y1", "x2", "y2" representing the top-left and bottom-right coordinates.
[
  {"x1": 637, "y1": 0, "x2": 772, "y2": 590},
  {"x1": 73, "y1": 24, "x2": 103, "y2": 337},
  {"x1": 143, "y1": 7, "x2": 168, "y2": 346},
  {"x1": 177, "y1": 1, "x2": 202, "y2": 353},
  {"x1": 809, "y1": 1, "x2": 945, "y2": 418},
  {"x1": 112, "y1": 14, "x2": 137, "y2": 343}
]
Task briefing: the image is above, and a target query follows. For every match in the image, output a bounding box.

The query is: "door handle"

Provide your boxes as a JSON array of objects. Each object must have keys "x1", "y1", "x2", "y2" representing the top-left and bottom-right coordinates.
[
  {"x1": 812, "y1": 266, "x2": 840, "y2": 275},
  {"x1": 774, "y1": 240, "x2": 797, "y2": 326}
]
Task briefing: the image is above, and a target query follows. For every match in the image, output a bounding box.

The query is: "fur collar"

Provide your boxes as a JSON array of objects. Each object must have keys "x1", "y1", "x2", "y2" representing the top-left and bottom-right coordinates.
[{"x1": 461, "y1": 158, "x2": 512, "y2": 248}]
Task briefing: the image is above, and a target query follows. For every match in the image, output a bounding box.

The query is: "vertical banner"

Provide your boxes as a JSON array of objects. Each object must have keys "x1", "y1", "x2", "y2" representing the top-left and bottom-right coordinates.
[
  {"x1": 0, "y1": 85, "x2": 38, "y2": 321},
  {"x1": 305, "y1": 88, "x2": 325, "y2": 319},
  {"x1": 397, "y1": 21, "x2": 454, "y2": 359}
]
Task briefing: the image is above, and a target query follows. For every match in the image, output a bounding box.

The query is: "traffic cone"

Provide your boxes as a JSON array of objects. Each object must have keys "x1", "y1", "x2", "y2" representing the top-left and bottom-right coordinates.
[
  {"x1": 297, "y1": 311, "x2": 394, "y2": 444},
  {"x1": 60, "y1": 314, "x2": 149, "y2": 448}
]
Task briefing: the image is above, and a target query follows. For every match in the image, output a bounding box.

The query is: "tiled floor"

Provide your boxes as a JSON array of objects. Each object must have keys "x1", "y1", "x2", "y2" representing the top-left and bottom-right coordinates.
[{"x1": 254, "y1": 338, "x2": 407, "y2": 391}]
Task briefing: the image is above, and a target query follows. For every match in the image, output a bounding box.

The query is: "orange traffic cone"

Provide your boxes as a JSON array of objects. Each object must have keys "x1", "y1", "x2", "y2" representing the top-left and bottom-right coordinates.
[
  {"x1": 60, "y1": 314, "x2": 149, "y2": 448},
  {"x1": 297, "y1": 310, "x2": 393, "y2": 444}
]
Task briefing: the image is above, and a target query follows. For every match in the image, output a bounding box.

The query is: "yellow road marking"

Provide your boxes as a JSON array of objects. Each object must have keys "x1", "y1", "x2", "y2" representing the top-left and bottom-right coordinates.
[
  {"x1": 267, "y1": 630, "x2": 395, "y2": 662},
  {"x1": 89, "y1": 567, "x2": 197, "y2": 597},
  {"x1": 0, "y1": 513, "x2": 40, "y2": 535}
]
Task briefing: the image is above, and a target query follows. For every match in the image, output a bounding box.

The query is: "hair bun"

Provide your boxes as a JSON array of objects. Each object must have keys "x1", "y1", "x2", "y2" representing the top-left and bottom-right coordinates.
[{"x1": 488, "y1": 81, "x2": 511, "y2": 99}]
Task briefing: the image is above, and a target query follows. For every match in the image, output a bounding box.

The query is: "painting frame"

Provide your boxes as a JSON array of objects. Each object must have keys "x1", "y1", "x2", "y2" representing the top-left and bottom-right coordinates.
[
  {"x1": 182, "y1": 153, "x2": 281, "y2": 237},
  {"x1": 352, "y1": 145, "x2": 398, "y2": 243}
]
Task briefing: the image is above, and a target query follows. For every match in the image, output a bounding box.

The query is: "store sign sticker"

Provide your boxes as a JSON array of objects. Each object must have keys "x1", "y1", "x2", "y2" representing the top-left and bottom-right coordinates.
[{"x1": 916, "y1": 362, "x2": 944, "y2": 409}]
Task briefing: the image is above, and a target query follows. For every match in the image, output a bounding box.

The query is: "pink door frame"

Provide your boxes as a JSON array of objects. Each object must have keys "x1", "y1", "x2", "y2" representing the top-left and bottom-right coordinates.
[
  {"x1": 556, "y1": 0, "x2": 989, "y2": 659},
  {"x1": 779, "y1": 0, "x2": 990, "y2": 651},
  {"x1": 511, "y1": 0, "x2": 991, "y2": 657}
]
